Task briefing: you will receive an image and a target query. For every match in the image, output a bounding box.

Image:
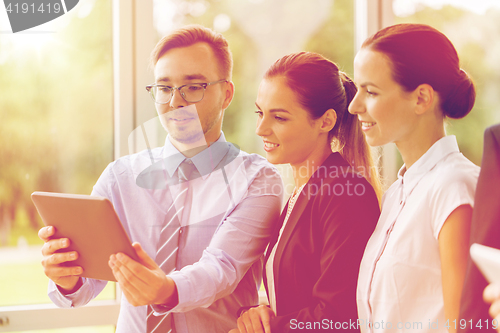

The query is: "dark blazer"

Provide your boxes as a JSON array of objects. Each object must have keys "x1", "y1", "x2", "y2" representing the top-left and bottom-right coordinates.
[
  {"x1": 264, "y1": 152, "x2": 380, "y2": 332},
  {"x1": 459, "y1": 124, "x2": 500, "y2": 333}
]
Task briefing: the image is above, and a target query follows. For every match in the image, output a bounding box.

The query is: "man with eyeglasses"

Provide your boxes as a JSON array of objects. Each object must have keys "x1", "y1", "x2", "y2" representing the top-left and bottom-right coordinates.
[{"x1": 39, "y1": 25, "x2": 283, "y2": 333}]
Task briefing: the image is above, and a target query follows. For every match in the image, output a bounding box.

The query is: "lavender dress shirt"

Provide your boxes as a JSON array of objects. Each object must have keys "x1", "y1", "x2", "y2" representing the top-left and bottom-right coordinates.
[{"x1": 48, "y1": 132, "x2": 283, "y2": 333}]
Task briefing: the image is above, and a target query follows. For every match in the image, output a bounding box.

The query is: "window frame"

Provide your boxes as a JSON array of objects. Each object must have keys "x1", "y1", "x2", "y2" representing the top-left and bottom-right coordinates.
[
  {"x1": 0, "y1": 0, "x2": 154, "y2": 331},
  {"x1": 355, "y1": 0, "x2": 398, "y2": 188}
]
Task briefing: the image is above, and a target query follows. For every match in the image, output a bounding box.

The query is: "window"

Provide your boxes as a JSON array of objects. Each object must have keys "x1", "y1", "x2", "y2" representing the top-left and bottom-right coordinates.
[
  {"x1": 393, "y1": 0, "x2": 500, "y2": 167},
  {"x1": 0, "y1": 0, "x2": 117, "y2": 331},
  {"x1": 7, "y1": 0, "x2": 490, "y2": 331}
]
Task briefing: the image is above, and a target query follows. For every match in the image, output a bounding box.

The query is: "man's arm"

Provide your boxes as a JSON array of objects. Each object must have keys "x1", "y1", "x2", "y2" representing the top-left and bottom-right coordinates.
[
  {"x1": 109, "y1": 192, "x2": 282, "y2": 310},
  {"x1": 167, "y1": 192, "x2": 282, "y2": 311},
  {"x1": 109, "y1": 162, "x2": 283, "y2": 311}
]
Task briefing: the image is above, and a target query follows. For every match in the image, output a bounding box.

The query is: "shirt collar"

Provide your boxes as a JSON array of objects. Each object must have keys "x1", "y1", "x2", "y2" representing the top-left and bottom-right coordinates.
[
  {"x1": 161, "y1": 132, "x2": 229, "y2": 180},
  {"x1": 397, "y1": 135, "x2": 460, "y2": 196}
]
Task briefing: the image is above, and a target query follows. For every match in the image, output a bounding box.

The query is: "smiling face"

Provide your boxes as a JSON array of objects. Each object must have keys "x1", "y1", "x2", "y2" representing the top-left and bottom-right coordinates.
[
  {"x1": 348, "y1": 48, "x2": 417, "y2": 147},
  {"x1": 255, "y1": 77, "x2": 329, "y2": 167},
  {"x1": 154, "y1": 42, "x2": 232, "y2": 147}
]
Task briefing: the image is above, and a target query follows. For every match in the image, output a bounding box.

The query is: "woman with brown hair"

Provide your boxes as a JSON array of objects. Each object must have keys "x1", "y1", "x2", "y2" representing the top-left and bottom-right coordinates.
[
  {"x1": 231, "y1": 52, "x2": 381, "y2": 333},
  {"x1": 351, "y1": 24, "x2": 480, "y2": 333}
]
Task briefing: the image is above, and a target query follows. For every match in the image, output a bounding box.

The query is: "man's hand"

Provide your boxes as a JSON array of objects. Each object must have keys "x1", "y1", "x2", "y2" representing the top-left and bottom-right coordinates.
[
  {"x1": 39, "y1": 226, "x2": 83, "y2": 293},
  {"x1": 484, "y1": 283, "x2": 500, "y2": 333},
  {"x1": 109, "y1": 242, "x2": 178, "y2": 307},
  {"x1": 237, "y1": 305, "x2": 275, "y2": 333}
]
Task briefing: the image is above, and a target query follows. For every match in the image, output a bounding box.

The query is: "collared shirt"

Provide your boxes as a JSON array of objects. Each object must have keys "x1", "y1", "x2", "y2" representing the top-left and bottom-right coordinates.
[
  {"x1": 265, "y1": 183, "x2": 305, "y2": 314},
  {"x1": 48, "y1": 132, "x2": 283, "y2": 333},
  {"x1": 357, "y1": 136, "x2": 479, "y2": 333}
]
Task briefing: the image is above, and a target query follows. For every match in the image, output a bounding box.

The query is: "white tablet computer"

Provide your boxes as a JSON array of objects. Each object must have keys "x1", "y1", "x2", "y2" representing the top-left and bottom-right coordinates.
[
  {"x1": 31, "y1": 191, "x2": 140, "y2": 282},
  {"x1": 470, "y1": 243, "x2": 500, "y2": 284}
]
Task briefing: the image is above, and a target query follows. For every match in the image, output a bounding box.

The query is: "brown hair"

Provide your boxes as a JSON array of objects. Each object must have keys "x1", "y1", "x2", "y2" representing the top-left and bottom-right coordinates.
[
  {"x1": 362, "y1": 23, "x2": 475, "y2": 119},
  {"x1": 150, "y1": 24, "x2": 233, "y2": 80},
  {"x1": 264, "y1": 52, "x2": 382, "y2": 199}
]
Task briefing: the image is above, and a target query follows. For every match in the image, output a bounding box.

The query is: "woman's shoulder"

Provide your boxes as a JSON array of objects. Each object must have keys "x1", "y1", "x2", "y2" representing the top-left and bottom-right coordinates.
[
  {"x1": 422, "y1": 153, "x2": 479, "y2": 225},
  {"x1": 311, "y1": 152, "x2": 371, "y2": 184},
  {"x1": 305, "y1": 153, "x2": 379, "y2": 213},
  {"x1": 431, "y1": 152, "x2": 479, "y2": 188}
]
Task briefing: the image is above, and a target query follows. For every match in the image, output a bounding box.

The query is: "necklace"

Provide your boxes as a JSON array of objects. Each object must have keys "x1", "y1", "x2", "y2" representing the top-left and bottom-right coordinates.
[{"x1": 286, "y1": 183, "x2": 306, "y2": 219}]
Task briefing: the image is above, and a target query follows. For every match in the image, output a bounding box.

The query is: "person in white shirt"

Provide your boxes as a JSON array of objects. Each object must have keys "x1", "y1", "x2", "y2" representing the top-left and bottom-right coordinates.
[
  {"x1": 38, "y1": 24, "x2": 283, "y2": 333},
  {"x1": 349, "y1": 23, "x2": 480, "y2": 333}
]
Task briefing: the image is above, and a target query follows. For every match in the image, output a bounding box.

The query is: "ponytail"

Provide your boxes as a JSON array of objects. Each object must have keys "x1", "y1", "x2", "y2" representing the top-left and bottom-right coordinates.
[{"x1": 337, "y1": 72, "x2": 382, "y2": 201}]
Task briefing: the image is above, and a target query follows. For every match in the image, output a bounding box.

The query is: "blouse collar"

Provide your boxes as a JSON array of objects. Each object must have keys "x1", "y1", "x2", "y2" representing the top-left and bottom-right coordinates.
[{"x1": 397, "y1": 135, "x2": 460, "y2": 197}]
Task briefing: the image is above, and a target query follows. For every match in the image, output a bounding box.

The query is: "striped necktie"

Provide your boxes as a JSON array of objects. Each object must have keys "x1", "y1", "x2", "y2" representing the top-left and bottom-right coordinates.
[{"x1": 147, "y1": 159, "x2": 197, "y2": 333}]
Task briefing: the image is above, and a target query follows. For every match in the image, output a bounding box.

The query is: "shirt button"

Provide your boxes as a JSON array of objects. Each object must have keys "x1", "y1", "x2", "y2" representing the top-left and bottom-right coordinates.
[{"x1": 179, "y1": 228, "x2": 183, "y2": 234}]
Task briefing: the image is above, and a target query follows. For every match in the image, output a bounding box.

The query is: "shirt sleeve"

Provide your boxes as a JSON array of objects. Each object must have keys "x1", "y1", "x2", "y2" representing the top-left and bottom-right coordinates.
[
  {"x1": 48, "y1": 277, "x2": 108, "y2": 308},
  {"x1": 430, "y1": 162, "x2": 479, "y2": 239},
  {"x1": 158, "y1": 164, "x2": 283, "y2": 313}
]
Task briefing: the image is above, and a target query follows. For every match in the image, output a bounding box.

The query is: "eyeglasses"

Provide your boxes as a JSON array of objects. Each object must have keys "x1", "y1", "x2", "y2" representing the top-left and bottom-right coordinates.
[{"x1": 146, "y1": 79, "x2": 228, "y2": 104}]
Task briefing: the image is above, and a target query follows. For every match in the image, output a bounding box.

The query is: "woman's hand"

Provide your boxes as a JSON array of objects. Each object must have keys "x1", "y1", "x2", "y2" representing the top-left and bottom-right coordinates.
[
  {"x1": 236, "y1": 305, "x2": 275, "y2": 333},
  {"x1": 484, "y1": 283, "x2": 500, "y2": 333}
]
